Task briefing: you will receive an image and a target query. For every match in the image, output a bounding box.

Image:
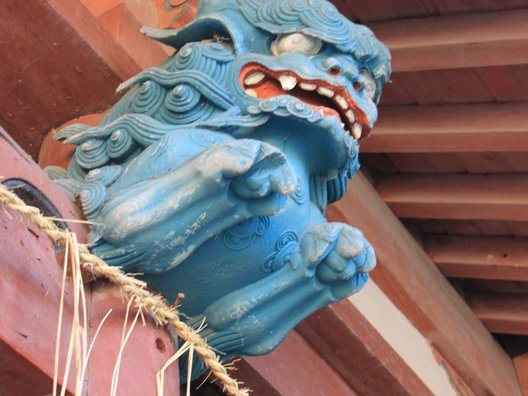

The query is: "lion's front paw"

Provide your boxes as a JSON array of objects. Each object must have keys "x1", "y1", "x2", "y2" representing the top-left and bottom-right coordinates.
[
  {"x1": 196, "y1": 139, "x2": 296, "y2": 216},
  {"x1": 229, "y1": 140, "x2": 296, "y2": 215},
  {"x1": 230, "y1": 140, "x2": 295, "y2": 197},
  {"x1": 300, "y1": 223, "x2": 376, "y2": 299}
]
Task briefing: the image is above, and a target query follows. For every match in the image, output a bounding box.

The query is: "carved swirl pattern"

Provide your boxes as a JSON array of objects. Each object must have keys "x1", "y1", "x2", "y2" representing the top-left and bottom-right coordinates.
[
  {"x1": 190, "y1": 131, "x2": 223, "y2": 148},
  {"x1": 249, "y1": 96, "x2": 322, "y2": 124},
  {"x1": 130, "y1": 80, "x2": 166, "y2": 116},
  {"x1": 165, "y1": 84, "x2": 201, "y2": 113},
  {"x1": 44, "y1": 165, "x2": 67, "y2": 180},
  {"x1": 291, "y1": 176, "x2": 305, "y2": 205},
  {"x1": 107, "y1": 129, "x2": 136, "y2": 160},
  {"x1": 167, "y1": 42, "x2": 234, "y2": 84},
  {"x1": 85, "y1": 165, "x2": 123, "y2": 187},
  {"x1": 262, "y1": 230, "x2": 299, "y2": 272},
  {"x1": 66, "y1": 154, "x2": 88, "y2": 181},
  {"x1": 76, "y1": 139, "x2": 109, "y2": 170},
  {"x1": 223, "y1": 216, "x2": 270, "y2": 251},
  {"x1": 79, "y1": 181, "x2": 106, "y2": 220}
]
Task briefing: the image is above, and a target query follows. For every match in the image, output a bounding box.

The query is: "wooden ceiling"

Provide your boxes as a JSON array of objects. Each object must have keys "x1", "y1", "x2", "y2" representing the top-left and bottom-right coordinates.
[{"x1": 335, "y1": 0, "x2": 528, "y2": 346}]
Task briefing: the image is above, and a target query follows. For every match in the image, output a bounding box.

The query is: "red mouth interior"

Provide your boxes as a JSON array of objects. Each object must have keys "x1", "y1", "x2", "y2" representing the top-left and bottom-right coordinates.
[{"x1": 239, "y1": 63, "x2": 371, "y2": 139}]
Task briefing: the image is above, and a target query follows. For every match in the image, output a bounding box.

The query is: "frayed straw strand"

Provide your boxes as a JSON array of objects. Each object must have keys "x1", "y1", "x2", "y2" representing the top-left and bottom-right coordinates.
[
  {"x1": 111, "y1": 301, "x2": 142, "y2": 396},
  {"x1": 186, "y1": 345, "x2": 195, "y2": 396},
  {"x1": 79, "y1": 309, "x2": 112, "y2": 386},
  {"x1": 52, "y1": 236, "x2": 69, "y2": 396},
  {"x1": 156, "y1": 341, "x2": 192, "y2": 396}
]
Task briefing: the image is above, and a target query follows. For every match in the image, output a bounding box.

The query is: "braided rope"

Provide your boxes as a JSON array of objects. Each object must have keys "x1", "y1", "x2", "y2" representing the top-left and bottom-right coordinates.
[{"x1": 0, "y1": 183, "x2": 248, "y2": 396}]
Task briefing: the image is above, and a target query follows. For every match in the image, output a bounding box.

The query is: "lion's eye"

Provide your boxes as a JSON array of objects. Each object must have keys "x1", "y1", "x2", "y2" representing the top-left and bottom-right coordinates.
[
  {"x1": 360, "y1": 70, "x2": 377, "y2": 101},
  {"x1": 271, "y1": 33, "x2": 322, "y2": 56}
]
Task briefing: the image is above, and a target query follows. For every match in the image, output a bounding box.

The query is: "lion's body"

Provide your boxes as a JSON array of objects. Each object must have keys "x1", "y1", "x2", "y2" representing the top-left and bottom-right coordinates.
[{"x1": 49, "y1": 0, "x2": 390, "y2": 378}]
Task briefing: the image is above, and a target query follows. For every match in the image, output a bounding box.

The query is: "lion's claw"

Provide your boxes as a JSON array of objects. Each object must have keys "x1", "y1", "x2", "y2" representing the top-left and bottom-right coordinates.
[{"x1": 300, "y1": 222, "x2": 376, "y2": 299}]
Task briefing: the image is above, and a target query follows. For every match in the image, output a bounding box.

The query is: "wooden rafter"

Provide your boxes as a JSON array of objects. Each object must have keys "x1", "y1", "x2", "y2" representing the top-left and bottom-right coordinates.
[
  {"x1": 328, "y1": 173, "x2": 522, "y2": 396},
  {"x1": 370, "y1": 9, "x2": 528, "y2": 72},
  {"x1": 363, "y1": 103, "x2": 528, "y2": 153},
  {"x1": 466, "y1": 292, "x2": 528, "y2": 336},
  {"x1": 424, "y1": 235, "x2": 528, "y2": 281},
  {"x1": 376, "y1": 174, "x2": 528, "y2": 221}
]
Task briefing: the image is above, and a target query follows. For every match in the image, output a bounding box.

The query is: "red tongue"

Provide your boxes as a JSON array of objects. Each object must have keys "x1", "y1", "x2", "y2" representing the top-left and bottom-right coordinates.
[{"x1": 252, "y1": 79, "x2": 341, "y2": 120}]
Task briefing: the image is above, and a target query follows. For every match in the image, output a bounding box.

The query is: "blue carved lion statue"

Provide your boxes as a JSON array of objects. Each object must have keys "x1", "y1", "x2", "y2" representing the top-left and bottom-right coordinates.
[{"x1": 47, "y1": 0, "x2": 390, "y2": 380}]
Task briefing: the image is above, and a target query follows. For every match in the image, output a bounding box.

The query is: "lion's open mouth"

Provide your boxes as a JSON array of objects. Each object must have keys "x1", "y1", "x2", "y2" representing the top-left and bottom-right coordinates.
[{"x1": 240, "y1": 63, "x2": 371, "y2": 139}]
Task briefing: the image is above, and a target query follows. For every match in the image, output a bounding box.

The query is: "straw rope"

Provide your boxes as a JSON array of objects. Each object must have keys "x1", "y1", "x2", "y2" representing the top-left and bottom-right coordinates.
[{"x1": 0, "y1": 183, "x2": 248, "y2": 396}]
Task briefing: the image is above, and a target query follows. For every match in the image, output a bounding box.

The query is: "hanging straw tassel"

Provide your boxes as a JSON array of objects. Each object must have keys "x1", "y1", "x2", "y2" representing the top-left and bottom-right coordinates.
[{"x1": 0, "y1": 183, "x2": 248, "y2": 396}]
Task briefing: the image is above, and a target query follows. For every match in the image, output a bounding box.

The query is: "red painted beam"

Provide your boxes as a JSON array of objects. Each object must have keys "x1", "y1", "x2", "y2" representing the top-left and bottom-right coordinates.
[
  {"x1": 97, "y1": 3, "x2": 169, "y2": 69},
  {"x1": 370, "y1": 9, "x2": 528, "y2": 72},
  {"x1": 0, "y1": 204, "x2": 78, "y2": 394},
  {"x1": 376, "y1": 174, "x2": 528, "y2": 222},
  {"x1": 0, "y1": 0, "x2": 140, "y2": 159},
  {"x1": 237, "y1": 331, "x2": 356, "y2": 396},
  {"x1": 466, "y1": 292, "x2": 528, "y2": 336},
  {"x1": 0, "y1": 331, "x2": 55, "y2": 396},
  {"x1": 328, "y1": 173, "x2": 522, "y2": 396},
  {"x1": 424, "y1": 235, "x2": 528, "y2": 282},
  {"x1": 364, "y1": 103, "x2": 528, "y2": 153},
  {"x1": 227, "y1": 359, "x2": 282, "y2": 396},
  {"x1": 513, "y1": 353, "x2": 528, "y2": 395},
  {"x1": 296, "y1": 301, "x2": 432, "y2": 396},
  {"x1": 86, "y1": 281, "x2": 180, "y2": 395}
]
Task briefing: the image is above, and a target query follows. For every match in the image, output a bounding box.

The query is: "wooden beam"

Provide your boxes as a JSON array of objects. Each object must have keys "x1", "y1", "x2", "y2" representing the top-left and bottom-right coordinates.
[
  {"x1": 0, "y1": 0, "x2": 140, "y2": 159},
  {"x1": 0, "y1": 337, "x2": 54, "y2": 395},
  {"x1": 1, "y1": 126, "x2": 86, "y2": 237},
  {"x1": 236, "y1": 331, "x2": 356, "y2": 395},
  {"x1": 370, "y1": 9, "x2": 528, "y2": 72},
  {"x1": 227, "y1": 359, "x2": 281, "y2": 396},
  {"x1": 466, "y1": 292, "x2": 528, "y2": 336},
  {"x1": 513, "y1": 353, "x2": 528, "y2": 395},
  {"x1": 424, "y1": 235, "x2": 528, "y2": 282},
  {"x1": 296, "y1": 301, "x2": 433, "y2": 396},
  {"x1": 376, "y1": 174, "x2": 528, "y2": 221},
  {"x1": 238, "y1": 280, "x2": 458, "y2": 395},
  {"x1": 97, "y1": 2, "x2": 170, "y2": 69},
  {"x1": 328, "y1": 173, "x2": 522, "y2": 396},
  {"x1": 364, "y1": 103, "x2": 528, "y2": 153}
]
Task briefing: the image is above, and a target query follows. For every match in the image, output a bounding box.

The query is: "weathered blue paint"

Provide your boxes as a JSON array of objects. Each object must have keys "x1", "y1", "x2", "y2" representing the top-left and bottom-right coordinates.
[{"x1": 49, "y1": 0, "x2": 390, "y2": 380}]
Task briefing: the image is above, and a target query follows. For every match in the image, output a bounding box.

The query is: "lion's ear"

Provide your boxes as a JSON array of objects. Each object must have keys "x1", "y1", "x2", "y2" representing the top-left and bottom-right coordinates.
[
  {"x1": 141, "y1": 19, "x2": 232, "y2": 51},
  {"x1": 141, "y1": 0, "x2": 269, "y2": 55}
]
